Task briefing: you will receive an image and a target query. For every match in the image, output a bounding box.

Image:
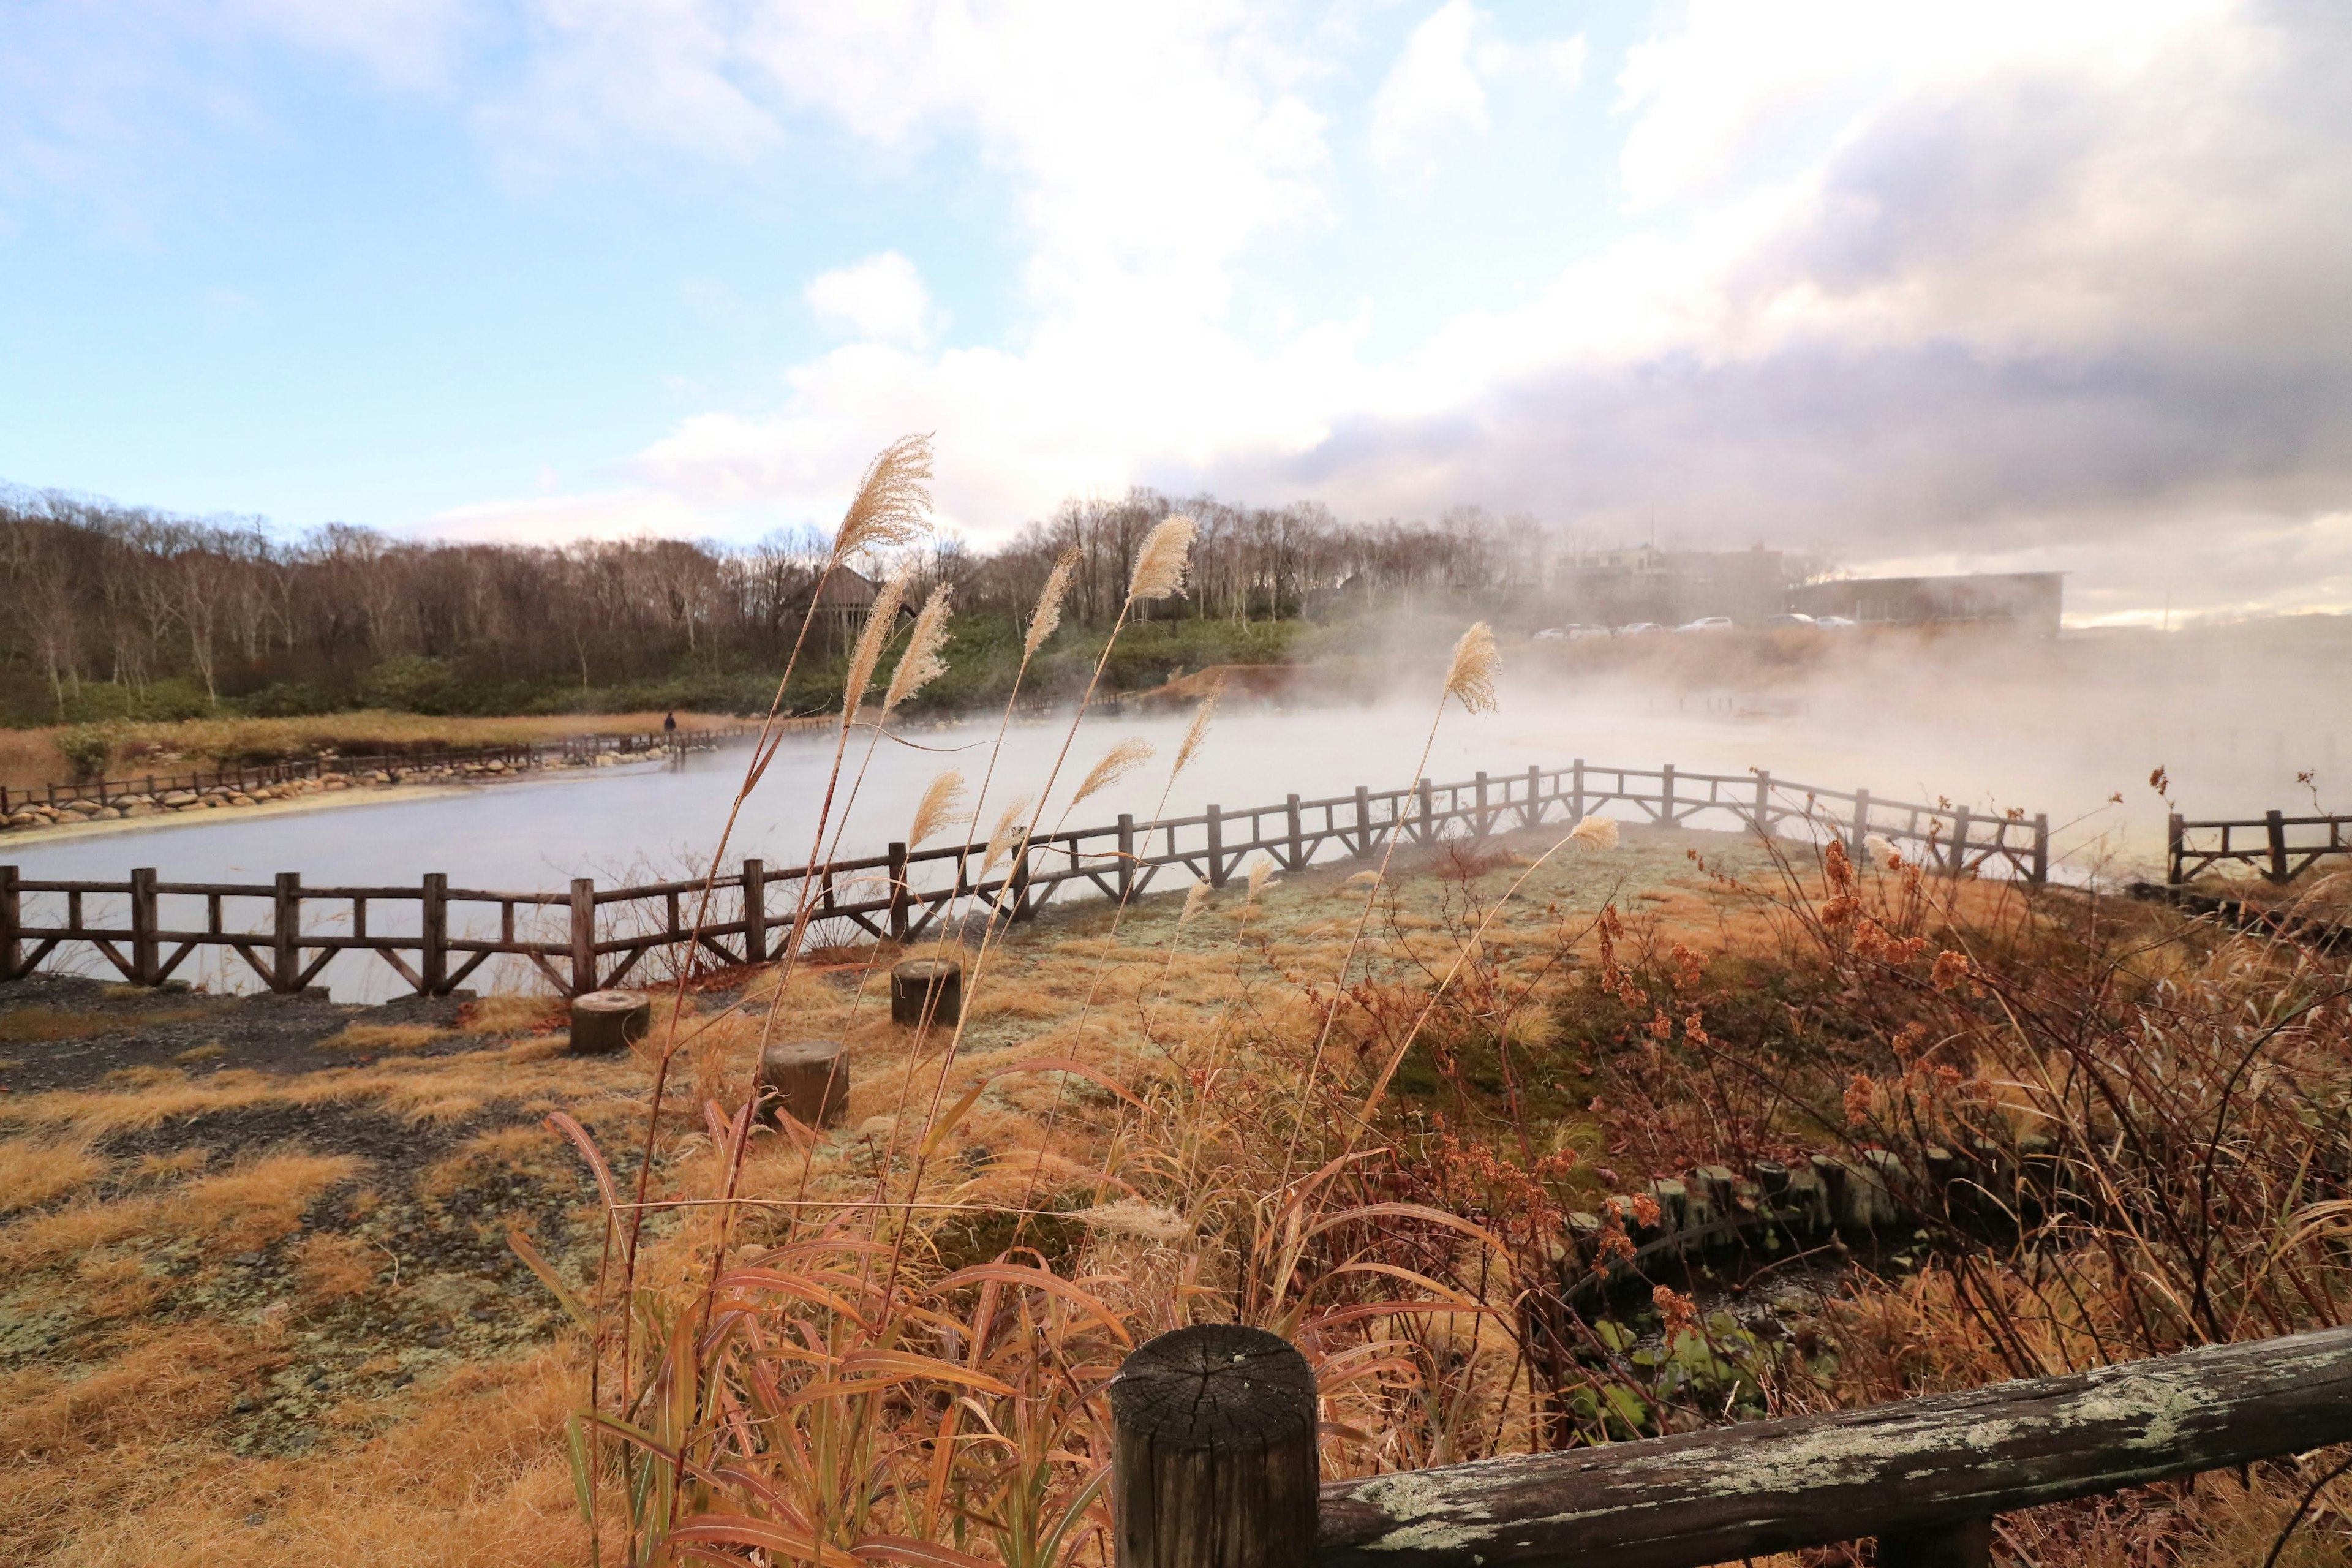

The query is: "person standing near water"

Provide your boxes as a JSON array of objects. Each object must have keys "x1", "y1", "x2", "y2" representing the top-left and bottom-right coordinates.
[{"x1": 663, "y1": 710, "x2": 678, "y2": 760}]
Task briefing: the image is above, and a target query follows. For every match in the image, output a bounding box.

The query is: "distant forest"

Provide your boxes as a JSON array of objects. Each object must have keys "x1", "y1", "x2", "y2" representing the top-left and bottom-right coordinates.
[{"x1": 0, "y1": 485, "x2": 1547, "y2": 727}]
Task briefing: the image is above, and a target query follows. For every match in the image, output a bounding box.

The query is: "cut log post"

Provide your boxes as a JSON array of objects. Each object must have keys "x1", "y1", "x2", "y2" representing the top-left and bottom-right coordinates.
[
  {"x1": 1110, "y1": 1323, "x2": 1319, "y2": 1568},
  {"x1": 891, "y1": 957, "x2": 963, "y2": 1028},
  {"x1": 756, "y1": 1039, "x2": 849, "y2": 1128},
  {"x1": 569, "y1": 989, "x2": 650, "y2": 1055}
]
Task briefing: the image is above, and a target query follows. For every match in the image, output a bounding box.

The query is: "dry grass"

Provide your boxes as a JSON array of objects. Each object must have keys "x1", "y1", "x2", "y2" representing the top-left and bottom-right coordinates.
[
  {"x1": 314, "y1": 1023, "x2": 448, "y2": 1054},
  {"x1": 0, "y1": 1005, "x2": 217, "y2": 1044},
  {"x1": 0, "y1": 1136, "x2": 104, "y2": 1213},
  {"x1": 455, "y1": 994, "x2": 564, "y2": 1036},
  {"x1": 0, "y1": 1152, "x2": 361, "y2": 1270}
]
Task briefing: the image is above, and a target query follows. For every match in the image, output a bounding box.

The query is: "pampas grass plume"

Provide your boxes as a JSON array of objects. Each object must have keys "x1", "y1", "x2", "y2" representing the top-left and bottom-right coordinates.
[
  {"x1": 909, "y1": 770, "x2": 968, "y2": 848},
  {"x1": 1126, "y1": 514, "x2": 1197, "y2": 603},
  {"x1": 842, "y1": 563, "x2": 912, "y2": 725},
  {"x1": 1172, "y1": 677, "x2": 1223, "y2": 780},
  {"x1": 1569, "y1": 813, "x2": 1619, "y2": 851},
  {"x1": 1071, "y1": 1200, "x2": 1188, "y2": 1243},
  {"x1": 883, "y1": 584, "x2": 952, "y2": 718},
  {"x1": 1179, "y1": 879, "x2": 1210, "y2": 927},
  {"x1": 1025, "y1": 548, "x2": 1079, "y2": 657},
  {"x1": 1864, "y1": 832, "x2": 1900, "y2": 869},
  {"x1": 832, "y1": 434, "x2": 933, "y2": 561},
  {"x1": 1244, "y1": 853, "x2": 1277, "y2": 907},
  {"x1": 982, "y1": 795, "x2": 1033, "y2": 876},
  {"x1": 1071, "y1": 737, "x2": 1154, "y2": 808},
  {"x1": 1444, "y1": 621, "x2": 1499, "y2": 715}
]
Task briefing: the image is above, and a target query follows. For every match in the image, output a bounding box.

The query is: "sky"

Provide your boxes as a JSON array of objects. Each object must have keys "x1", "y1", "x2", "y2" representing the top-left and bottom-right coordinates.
[{"x1": 4, "y1": 1, "x2": 2351, "y2": 626}]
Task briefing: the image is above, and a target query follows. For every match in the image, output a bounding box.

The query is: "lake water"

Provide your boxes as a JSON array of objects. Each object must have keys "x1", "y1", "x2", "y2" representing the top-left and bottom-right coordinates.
[{"x1": 7, "y1": 660, "x2": 2342, "y2": 1000}]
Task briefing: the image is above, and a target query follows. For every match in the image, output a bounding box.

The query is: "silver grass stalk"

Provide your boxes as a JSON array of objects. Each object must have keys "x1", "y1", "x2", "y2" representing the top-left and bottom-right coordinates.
[
  {"x1": 882, "y1": 584, "x2": 952, "y2": 719},
  {"x1": 831, "y1": 434, "x2": 934, "y2": 562},
  {"x1": 1070, "y1": 737, "x2": 1155, "y2": 809},
  {"x1": 1245, "y1": 853, "x2": 1276, "y2": 907},
  {"x1": 1178, "y1": 878, "x2": 1210, "y2": 927},
  {"x1": 1025, "y1": 548, "x2": 1079, "y2": 657},
  {"x1": 1126, "y1": 514, "x2": 1197, "y2": 603},
  {"x1": 981, "y1": 795, "x2": 1033, "y2": 876},
  {"x1": 841, "y1": 563, "x2": 913, "y2": 726},
  {"x1": 1171, "y1": 676, "x2": 1224, "y2": 781},
  {"x1": 1569, "y1": 813, "x2": 1619, "y2": 850},
  {"x1": 908, "y1": 770, "x2": 968, "y2": 848},
  {"x1": 1444, "y1": 621, "x2": 1499, "y2": 715}
]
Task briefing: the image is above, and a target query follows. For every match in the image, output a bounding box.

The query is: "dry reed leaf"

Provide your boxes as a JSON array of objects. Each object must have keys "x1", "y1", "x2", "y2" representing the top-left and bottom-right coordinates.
[
  {"x1": 1569, "y1": 813, "x2": 1619, "y2": 851},
  {"x1": 883, "y1": 583, "x2": 953, "y2": 718},
  {"x1": 1025, "y1": 546, "x2": 1080, "y2": 655},
  {"x1": 831, "y1": 433, "x2": 933, "y2": 561},
  {"x1": 982, "y1": 794, "x2": 1033, "y2": 876},
  {"x1": 909, "y1": 769, "x2": 969, "y2": 847},
  {"x1": 1172, "y1": 677, "x2": 1223, "y2": 780},
  {"x1": 842, "y1": 562, "x2": 914, "y2": 726},
  {"x1": 1126, "y1": 514, "x2": 1197, "y2": 603},
  {"x1": 1444, "y1": 620, "x2": 1499, "y2": 714},
  {"x1": 1070, "y1": 737, "x2": 1154, "y2": 809}
]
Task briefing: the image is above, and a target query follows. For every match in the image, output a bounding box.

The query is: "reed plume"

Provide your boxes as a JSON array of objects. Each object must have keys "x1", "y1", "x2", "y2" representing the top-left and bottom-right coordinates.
[
  {"x1": 1126, "y1": 514, "x2": 1197, "y2": 603},
  {"x1": 908, "y1": 770, "x2": 968, "y2": 848},
  {"x1": 982, "y1": 795, "x2": 1033, "y2": 876},
  {"x1": 1444, "y1": 621, "x2": 1499, "y2": 715},
  {"x1": 842, "y1": 564, "x2": 913, "y2": 726},
  {"x1": 1245, "y1": 854, "x2": 1277, "y2": 907},
  {"x1": 1178, "y1": 878, "x2": 1211, "y2": 927},
  {"x1": 831, "y1": 434, "x2": 934, "y2": 561},
  {"x1": 1569, "y1": 813, "x2": 1619, "y2": 851},
  {"x1": 1070, "y1": 737, "x2": 1154, "y2": 809},
  {"x1": 1172, "y1": 677, "x2": 1223, "y2": 781},
  {"x1": 1025, "y1": 548, "x2": 1079, "y2": 656},
  {"x1": 1865, "y1": 832, "x2": 1900, "y2": 868},
  {"x1": 882, "y1": 584, "x2": 952, "y2": 719}
]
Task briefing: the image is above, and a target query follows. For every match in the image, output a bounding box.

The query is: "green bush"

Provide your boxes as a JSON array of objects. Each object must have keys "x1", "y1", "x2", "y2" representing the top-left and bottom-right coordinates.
[{"x1": 51, "y1": 725, "x2": 116, "y2": 782}]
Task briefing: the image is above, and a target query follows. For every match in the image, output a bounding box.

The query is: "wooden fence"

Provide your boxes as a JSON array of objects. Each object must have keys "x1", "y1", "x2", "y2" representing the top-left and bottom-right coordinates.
[
  {"x1": 1109, "y1": 1320, "x2": 2352, "y2": 1568},
  {"x1": 2, "y1": 760, "x2": 2048, "y2": 997},
  {"x1": 0, "y1": 728, "x2": 723, "y2": 818},
  {"x1": 2169, "y1": 809, "x2": 2352, "y2": 885}
]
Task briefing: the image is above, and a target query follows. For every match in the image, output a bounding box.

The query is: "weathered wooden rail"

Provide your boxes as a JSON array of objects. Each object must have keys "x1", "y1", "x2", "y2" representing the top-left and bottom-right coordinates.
[
  {"x1": 2169, "y1": 809, "x2": 2352, "y2": 885},
  {"x1": 0, "y1": 728, "x2": 725, "y2": 820},
  {"x1": 2, "y1": 760, "x2": 2046, "y2": 997},
  {"x1": 1111, "y1": 1321, "x2": 2352, "y2": 1568}
]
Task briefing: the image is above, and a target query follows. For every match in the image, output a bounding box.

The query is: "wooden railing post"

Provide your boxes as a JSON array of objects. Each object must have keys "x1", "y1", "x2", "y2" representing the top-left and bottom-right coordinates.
[
  {"x1": 130, "y1": 867, "x2": 159, "y2": 986},
  {"x1": 1850, "y1": 788, "x2": 1872, "y2": 859},
  {"x1": 1285, "y1": 794, "x2": 1304, "y2": 869},
  {"x1": 1660, "y1": 763, "x2": 1676, "y2": 826},
  {"x1": 1877, "y1": 1515, "x2": 1994, "y2": 1568},
  {"x1": 570, "y1": 877, "x2": 597, "y2": 995},
  {"x1": 1118, "y1": 814, "x2": 1136, "y2": 899},
  {"x1": 888, "y1": 842, "x2": 911, "y2": 940},
  {"x1": 2, "y1": 865, "x2": 21, "y2": 981},
  {"x1": 2267, "y1": 809, "x2": 2289, "y2": 883},
  {"x1": 421, "y1": 873, "x2": 448, "y2": 994},
  {"x1": 1948, "y1": 807, "x2": 1973, "y2": 878},
  {"x1": 272, "y1": 873, "x2": 303, "y2": 992},
  {"x1": 1524, "y1": 764, "x2": 1542, "y2": 830},
  {"x1": 1206, "y1": 805, "x2": 1227, "y2": 888},
  {"x1": 1354, "y1": 786, "x2": 1372, "y2": 858},
  {"x1": 2168, "y1": 813, "x2": 2186, "y2": 886},
  {"x1": 1473, "y1": 771, "x2": 1490, "y2": 838},
  {"x1": 1417, "y1": 778, "x2": 1434, "y2": 844},
  {"x1": 2031, "y1": 813, "x2": 2049, "y2": 885},
  {"x1": 738, "y1": 861, "x2": 769, "y2": 963},
  {"x1": 1110, "y1": 1324, "x2": 1318, "y2": 1568},
  {"x1": 1572, "y1": 758, "x2": 1586, "y2": 821},
  {"x1": 1754, "y1": 770, "x2": 1773, "y2": 837}
]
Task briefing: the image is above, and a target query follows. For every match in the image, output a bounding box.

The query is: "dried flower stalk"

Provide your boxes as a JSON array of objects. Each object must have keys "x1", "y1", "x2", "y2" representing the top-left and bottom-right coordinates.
[
  {"x1": 1071, "y1": 737, "x2": 1154, "y2": 809},
  {"x1": 883, "y1": 584, "x2": 952, "y2": 718},
  {"x1": 1444, "y1": 620, "x2": 1499, "y2": 715},
  {"x1": 1025, "y1": 548, "x2": 1079, "y2": 656}
]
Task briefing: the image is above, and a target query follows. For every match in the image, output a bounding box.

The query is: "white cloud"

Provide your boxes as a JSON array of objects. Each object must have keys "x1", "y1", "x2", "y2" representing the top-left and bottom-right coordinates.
[
  {"x1": 805, "y1": 252, "x2": 932, "y2": 345},
  {"x1": 1368, "y1": 0, "x2": 1487, "y2": 178}
]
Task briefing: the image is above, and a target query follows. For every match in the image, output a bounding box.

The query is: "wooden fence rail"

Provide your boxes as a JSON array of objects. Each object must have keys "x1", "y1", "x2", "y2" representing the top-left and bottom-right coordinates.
[
  {"x1": 3, "y1": 760, "x2": 2048, "y2": 997},
  {"x1": 1110, "y1": 1321, "x2": 2352, "y2": 1568},
  {"x1": 2169, "y1": 809, "x2": 2352, "y2": 885},
  {"x1": 0, "y1": 728, "x2": 726, "y2": 819}
]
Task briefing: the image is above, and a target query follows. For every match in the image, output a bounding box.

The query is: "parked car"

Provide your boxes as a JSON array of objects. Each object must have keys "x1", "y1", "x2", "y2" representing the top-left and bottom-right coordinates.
[
  {"x1": 1615, "y1": 621, "x2": 1667, "y2": 635},
  {"x1": 1675, "y1": 616, "x2": 1735, "y2": 633},
  {"x1": 1532, "y1": 627, "x2": 1570, "y2": 640},
  {"x1": 1761, "y1": 612, "x2": 1817, "y2": 629},
  {"x1": 1812, "y1": 614, "x2": 1857, "y2": 629}
]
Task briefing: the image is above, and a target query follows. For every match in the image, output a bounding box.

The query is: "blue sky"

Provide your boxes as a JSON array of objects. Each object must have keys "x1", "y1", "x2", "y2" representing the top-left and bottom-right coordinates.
[{"x1": 6, "y1": 2, "x2": 2352, "y2": 624}]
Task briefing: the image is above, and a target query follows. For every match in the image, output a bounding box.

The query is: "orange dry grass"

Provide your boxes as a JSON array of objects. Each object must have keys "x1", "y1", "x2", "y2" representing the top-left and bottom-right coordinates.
[
  {"x1": 314, "y1": 1023, "x2": 449, "y2": 1054},
  {"x1": 0, "y1": 1153, "x2": 360, "y2": 1269},
  {"x1": 0, "y1": 1136, "x2": 104, "y2": 1213}
]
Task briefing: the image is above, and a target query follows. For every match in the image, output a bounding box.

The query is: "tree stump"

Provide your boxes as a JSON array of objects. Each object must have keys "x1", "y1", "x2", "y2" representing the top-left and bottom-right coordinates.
[
  {"x1": 756, "y1": 1039, "x2": 850, "y2": 1129},
  {"x1": 1109, "y1": 1324, "x2": 1319, "y2": 1568},
  {"x1": 890, "y1": 957, "x2": 963, "y2": 1028},
  {"x1": 569, "y1": 989, "x2": 650, "y2": 1054}
]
